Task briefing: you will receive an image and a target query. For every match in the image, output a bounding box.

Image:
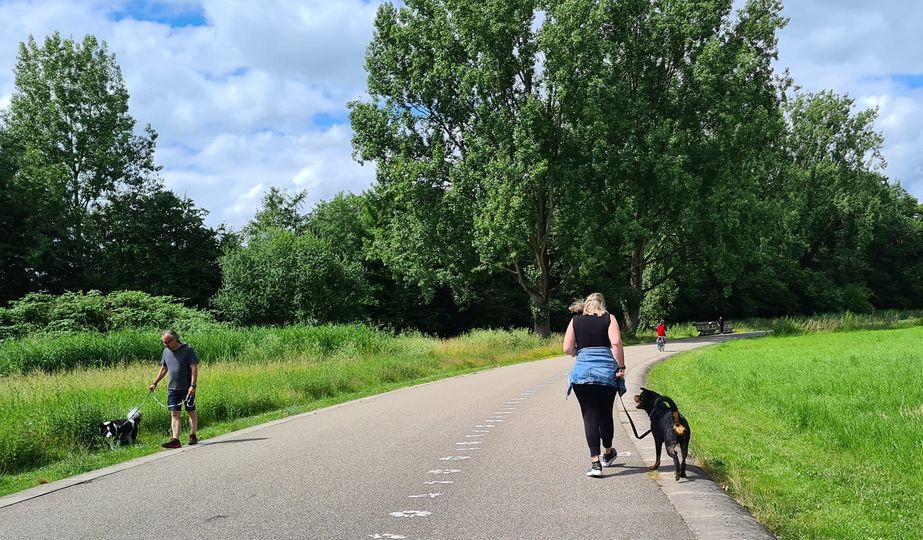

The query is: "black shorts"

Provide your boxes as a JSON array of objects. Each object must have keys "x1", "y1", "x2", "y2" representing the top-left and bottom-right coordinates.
[{"x1": 167, "y1": 388, "x2": 196, "y2": 412}]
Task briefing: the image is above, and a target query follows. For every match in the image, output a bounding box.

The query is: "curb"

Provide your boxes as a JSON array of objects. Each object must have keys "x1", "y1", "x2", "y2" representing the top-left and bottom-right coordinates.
[{"x1": 619, "y1": 332, "x2": 777, "y2": 540}]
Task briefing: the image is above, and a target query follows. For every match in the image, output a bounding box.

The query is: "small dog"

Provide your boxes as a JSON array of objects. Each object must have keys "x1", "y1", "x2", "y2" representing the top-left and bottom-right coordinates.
[
  {"x1": 99, "y1": 410, "x2": 142, "y2": 450},
  {"x1": 634, "y1": 387, "x2": 690, "y2": 480}
]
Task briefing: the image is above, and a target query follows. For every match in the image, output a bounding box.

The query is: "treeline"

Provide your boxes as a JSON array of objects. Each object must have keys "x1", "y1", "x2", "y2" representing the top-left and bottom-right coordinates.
[
  {"x1": 3, "y1": 2, "x2": 922, "y2": 338},
  {"x1": 0, "y1": 34, "x2": 223, "y2": 307}
]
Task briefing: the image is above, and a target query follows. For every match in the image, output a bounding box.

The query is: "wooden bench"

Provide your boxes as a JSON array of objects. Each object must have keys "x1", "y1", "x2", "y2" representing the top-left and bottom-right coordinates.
[
  {"x1": 694, "y1": 321, "x2": 719, "y2": 335},
  {"x1": 694, "y1": 320, "x2": 734, "y2": 335}
]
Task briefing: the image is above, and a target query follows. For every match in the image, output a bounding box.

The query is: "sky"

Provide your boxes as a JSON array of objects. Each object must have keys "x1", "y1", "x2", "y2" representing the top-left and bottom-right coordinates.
[{"x1": 0, "y1": 0, "x2": 921, "y2": 229}]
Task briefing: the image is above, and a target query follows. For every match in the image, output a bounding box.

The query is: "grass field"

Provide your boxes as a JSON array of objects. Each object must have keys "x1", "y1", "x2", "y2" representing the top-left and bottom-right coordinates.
[
  {"x1": 0, "y1": 327, "x2": 558, "y2": 496},
  {"x1": 647, "y1": 326, "x2": 923, "y2": 539}
]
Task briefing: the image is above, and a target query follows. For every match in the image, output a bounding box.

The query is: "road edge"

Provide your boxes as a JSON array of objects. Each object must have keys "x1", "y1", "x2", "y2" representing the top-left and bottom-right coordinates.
[{"x1": 618, "y1": 332, "x2": 777, "y2": 540}]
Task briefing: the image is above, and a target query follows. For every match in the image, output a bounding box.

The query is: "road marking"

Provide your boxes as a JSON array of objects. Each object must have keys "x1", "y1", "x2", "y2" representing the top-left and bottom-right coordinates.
[
  {"x1": 438, "y1": 456, "x2": 471, "y2": 461},
  {"x1": 369, "y1": 534, "x2": 406, "y2": 539},
  {"x1": 484, "y1": 419, "x2": 503, "y2": 423},
  {"x1": 424, "y1": 480, "x2": 454, "y2": 485},
  {"x1": 389, "y1": 510, "x2": 431, "y2": 518},
  {"x1": 408, "y1": 493, "x2": 444, "y2": 498},
  {"x1": 472, "y1": 429, "x2": 489, "y2": 433},
  {"x1": 474, "y1": 424, "x2": 494, "y2": 428},
  {"x1": 492, "y1": 411, "x2": 512, "y2": 414},
  {"x1": 456, "y1": 441, "x2": 482, "y2": 445},
  {"x1": 427, "y1": 469, "x2": 462, "y2": 474},
  {"x1": 464, "y1": 434, "x2": 485, "y2": 438}
]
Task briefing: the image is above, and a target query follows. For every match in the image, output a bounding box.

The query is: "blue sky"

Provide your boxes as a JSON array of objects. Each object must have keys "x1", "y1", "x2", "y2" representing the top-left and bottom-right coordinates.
[
  {"x1": 110, "y1": 1, "x2": 207, "y2": 27},
  {"x1": 0, "y1": 0, "x2": 921, "y2": 228}
]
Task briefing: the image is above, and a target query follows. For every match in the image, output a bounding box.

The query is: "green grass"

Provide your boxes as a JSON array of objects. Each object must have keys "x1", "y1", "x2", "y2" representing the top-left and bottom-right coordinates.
[
  {"x1": 0, "y1": 327, "x2": 559, "y2": 496},
  {"x1": 648, "y1": 326, "x2": 923, "y2": 539}
]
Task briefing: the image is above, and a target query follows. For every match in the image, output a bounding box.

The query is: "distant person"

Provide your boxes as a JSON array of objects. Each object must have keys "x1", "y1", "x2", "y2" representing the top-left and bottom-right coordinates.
[
  {"x1": 718, "y1": 316, "x2": 725, "y2": 334},
  {"x1": 656, "y1": 319, "x2": 667, "y2": 351},
  {"x1": 149, "y1": 330, "x2": 199, "y2": 448},
  {"x1": 562, "y1": 292, "x2": 626, "y2": 477}
]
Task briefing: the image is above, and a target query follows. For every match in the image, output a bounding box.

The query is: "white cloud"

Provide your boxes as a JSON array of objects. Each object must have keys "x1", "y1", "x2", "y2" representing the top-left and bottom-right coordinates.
[
  {"x1": 0, "y1": 0, "x2": 381, "y2": 229},
  {"x1": 776, "y1": 0, "x2": 923, "y2": 197},
  {"x1": 0, "y1": 0, "x2": 920, "y2": 232}
]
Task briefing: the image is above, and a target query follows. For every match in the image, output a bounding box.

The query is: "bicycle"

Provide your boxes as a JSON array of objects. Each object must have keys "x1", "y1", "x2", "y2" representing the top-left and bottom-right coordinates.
[{"x1": 656, "y1": 335, "x2": 666, "y2": 352}]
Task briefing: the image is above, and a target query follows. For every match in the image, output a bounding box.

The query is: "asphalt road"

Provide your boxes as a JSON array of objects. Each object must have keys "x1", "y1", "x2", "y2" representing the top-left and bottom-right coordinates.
[{"x1": 0, "y1": 333, "x2": 773, "y2": 540}]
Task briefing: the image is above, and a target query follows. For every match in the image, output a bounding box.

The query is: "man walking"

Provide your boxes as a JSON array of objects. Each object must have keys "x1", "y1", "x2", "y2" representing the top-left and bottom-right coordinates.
[{"x1": 149, "y1": 330, "x2": 199, "y2": 448}]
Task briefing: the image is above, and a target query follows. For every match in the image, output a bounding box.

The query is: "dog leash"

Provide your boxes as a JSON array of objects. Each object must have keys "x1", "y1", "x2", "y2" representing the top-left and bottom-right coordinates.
[{"x1": 618, "y1": 392, "x2": 651, "y2": 440}]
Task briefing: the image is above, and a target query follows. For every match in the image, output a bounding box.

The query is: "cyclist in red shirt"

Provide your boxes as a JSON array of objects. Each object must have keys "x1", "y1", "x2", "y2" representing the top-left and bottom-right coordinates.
[{"x1": 656, "y1": 319, "x2": 666, "y2": 351}]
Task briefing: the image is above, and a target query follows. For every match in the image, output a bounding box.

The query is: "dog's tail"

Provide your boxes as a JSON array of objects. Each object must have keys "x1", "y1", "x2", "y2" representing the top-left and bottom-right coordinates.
[{"x1": 658, "y1": 397, "x2": 687, "y2": 437}]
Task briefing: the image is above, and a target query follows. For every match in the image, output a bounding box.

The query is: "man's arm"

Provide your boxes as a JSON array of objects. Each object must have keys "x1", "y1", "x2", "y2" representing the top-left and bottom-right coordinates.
[
  {"x1": 149, "y1": 365, "x2": 168, "y2": 392},
  {"x1": 188, "y1": 364, "x2": 198, "y2": 395}
]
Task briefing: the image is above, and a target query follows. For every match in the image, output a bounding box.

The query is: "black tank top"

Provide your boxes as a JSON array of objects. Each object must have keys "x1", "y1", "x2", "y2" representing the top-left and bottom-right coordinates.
[{"x1": 573, "y1": 313, "x2": 611, "y2": 350}]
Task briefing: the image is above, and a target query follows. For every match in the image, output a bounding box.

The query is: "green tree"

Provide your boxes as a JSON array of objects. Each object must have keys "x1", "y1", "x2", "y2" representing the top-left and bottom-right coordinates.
[
  {"x1": 213, "y1": 190, "x2": 371, "y2": 325},
  {"x1": 84, "y1": 188, "x2": 224, "y2": 307},
  {"x1": 244, "y1": 187, "x2": 309, "y2": 239},
  {"x1": 777, "y1": 91, "x2": 889, "y2": 311},
  {"x1": 2, "y1": 33, "x2": 159, "y2": 290},
  {"x1": 570, "y1": 0, "x2": 790, "y2": 332},
  {"x1": 351, "y1": 0, "x2": 600, "y2": 336},
  {"x1": 0, "y1": 129, "x2": 38, "y2": 304}
]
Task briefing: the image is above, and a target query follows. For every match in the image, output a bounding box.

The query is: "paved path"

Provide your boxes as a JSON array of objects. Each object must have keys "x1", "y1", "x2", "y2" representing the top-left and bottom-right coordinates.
[{"x1": 1, "y1": 333, "x2": 773, "y2": 539}]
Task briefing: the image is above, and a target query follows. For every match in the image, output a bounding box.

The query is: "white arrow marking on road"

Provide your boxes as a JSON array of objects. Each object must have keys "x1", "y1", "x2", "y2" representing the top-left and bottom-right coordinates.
[
  {"x1": 464, "y1": 434, "x2": 485, "y2": 437},
  {"x1": 474, "y1": 425, "x2": 494, "y2": 428},
  {"x1": 389, "y1": 510, "x2": 431, "y2": 518},
  {"x1": 484, "y1": 419, "x2": 503, "y2": 423},
  {"x1": 427, "y1": 469, "x2": 462, "y2": 474},
  {"x1": 472, "y1": 430, "x2": 489, "y2": 433},
  {"x1": 408, "y1": 493, "x2": 444, "y2": 498},
  {"x1": 424, "y1": 480, "x2": 454, "y2": 485},
  {"x1": 439, "y1": 456, "x2": 471, "y2": 461}
]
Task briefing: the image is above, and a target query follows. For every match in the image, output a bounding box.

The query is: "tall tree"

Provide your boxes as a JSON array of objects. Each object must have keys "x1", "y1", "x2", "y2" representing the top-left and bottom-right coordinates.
[
  {"x1": 2, "y1": 33, "x2": 159, "y2": 290},
  {"x1": 573, "y1": 0, "x2": 790, "y2": 332},
  {"x1": 351, "y1": 0, "x2": 594, "y2": 336}
]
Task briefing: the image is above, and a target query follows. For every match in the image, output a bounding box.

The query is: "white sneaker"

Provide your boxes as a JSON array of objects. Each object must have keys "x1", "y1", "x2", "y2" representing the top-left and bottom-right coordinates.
[
  {"x1": 586, "y1": 461, "x2": 603, "y2": 477},
  {"x1": 601, "y1": 449, "x2": 618, "y2": 467}
]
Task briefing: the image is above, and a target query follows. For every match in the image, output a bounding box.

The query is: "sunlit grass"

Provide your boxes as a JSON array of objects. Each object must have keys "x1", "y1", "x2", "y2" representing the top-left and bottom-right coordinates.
[
  {"x1": 0, "y1": 327, "x2": 558, "y2": 496},
  {"x1": 648, "y1": 326, "x2": 923, "y2": 539}
]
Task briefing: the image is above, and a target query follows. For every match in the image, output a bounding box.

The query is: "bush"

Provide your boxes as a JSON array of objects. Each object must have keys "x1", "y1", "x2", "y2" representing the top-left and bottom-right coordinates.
[{"x1": 0, "y1": 290, "x2": 216, "y2": 340}]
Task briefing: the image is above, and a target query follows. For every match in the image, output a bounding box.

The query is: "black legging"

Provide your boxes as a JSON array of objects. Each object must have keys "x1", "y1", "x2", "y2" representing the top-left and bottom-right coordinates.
[{"x1": 573, "y1": 383, "x2": 617, "y2": 457}]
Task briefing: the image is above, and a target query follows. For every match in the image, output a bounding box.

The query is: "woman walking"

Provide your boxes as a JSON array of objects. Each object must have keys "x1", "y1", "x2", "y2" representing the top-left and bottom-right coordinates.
[{"x1": 563, "y1": 293, "x2": 626, "y2": 477}]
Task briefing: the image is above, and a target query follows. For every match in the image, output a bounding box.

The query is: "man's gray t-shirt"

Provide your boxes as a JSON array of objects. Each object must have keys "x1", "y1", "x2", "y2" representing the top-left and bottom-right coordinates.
[{"x1": 161, "y1": 343, "x2": 199, "y2": 390}]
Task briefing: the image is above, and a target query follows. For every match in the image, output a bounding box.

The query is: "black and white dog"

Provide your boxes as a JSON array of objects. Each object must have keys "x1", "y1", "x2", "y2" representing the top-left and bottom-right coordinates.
[{"x1": 99, "y1": 410, "x2": 142, "y2": 449}]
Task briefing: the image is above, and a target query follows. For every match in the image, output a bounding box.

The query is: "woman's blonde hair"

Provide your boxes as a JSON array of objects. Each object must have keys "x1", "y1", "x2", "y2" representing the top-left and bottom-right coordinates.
[{"x1": 569, "y1": 292, "x2": 607, "y2": 316}]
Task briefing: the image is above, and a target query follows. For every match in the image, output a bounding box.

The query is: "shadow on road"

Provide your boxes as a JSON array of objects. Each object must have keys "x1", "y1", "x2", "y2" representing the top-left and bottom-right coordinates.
[{"x1": 202, "y1": 437, "x2": 268, "y2": 446}]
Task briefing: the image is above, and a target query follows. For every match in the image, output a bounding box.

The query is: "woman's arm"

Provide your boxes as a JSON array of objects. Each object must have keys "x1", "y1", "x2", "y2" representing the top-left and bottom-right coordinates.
[
  {"x1": 609, "y1": 314, "x2": 625, "y2": 368},
  {"x1": 563, "y1": 319, "x2": 577, "y2": 356}
]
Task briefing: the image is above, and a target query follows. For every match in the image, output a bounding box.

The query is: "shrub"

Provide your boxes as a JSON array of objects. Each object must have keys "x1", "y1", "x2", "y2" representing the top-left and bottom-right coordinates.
[{"x1": 0, "y1": 290, "x2": 216, "y2": 340}]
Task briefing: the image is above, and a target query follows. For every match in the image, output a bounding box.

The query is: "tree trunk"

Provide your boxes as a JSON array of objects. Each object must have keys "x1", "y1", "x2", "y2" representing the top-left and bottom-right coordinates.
[
  {"x1": 621, "y1": 238, "x2": 645, "y2": 335},
  {"x1": 530, "y1": 294, "x2": 551, "y2": 338}
]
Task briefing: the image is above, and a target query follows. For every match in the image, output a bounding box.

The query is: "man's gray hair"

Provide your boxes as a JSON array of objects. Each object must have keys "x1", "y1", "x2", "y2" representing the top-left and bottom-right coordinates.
[{"x1": 163, "y1": 329, "x2": 180, "y2": 342}]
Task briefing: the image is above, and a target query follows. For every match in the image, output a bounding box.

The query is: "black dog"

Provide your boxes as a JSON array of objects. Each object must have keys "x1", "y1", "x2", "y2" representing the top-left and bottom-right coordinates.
[
  {"x1": 634, "y1": 387, "x2": 690, "y2": 480},
  {"x1": 99, "y1": 411, "x2": 142, "y2": 449}
]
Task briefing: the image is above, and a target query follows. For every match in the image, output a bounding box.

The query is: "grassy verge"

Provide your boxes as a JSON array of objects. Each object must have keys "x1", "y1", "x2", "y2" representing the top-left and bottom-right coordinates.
[
  {"x1": 0, "y1": 328, "x2": 559, "y2": 496},
  {"x1": 647, "y1": 326, "x2": 923, "y2": 539}
]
